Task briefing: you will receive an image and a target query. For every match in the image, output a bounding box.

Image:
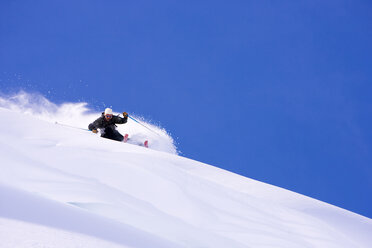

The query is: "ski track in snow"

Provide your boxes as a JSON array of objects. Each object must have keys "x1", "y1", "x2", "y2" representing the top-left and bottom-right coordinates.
[{"x1": 0, "y1": 93, "x2": 371, "y2": 248}]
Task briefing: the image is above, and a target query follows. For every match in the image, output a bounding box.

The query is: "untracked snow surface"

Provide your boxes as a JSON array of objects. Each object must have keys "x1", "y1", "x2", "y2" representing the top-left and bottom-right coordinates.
[{"x1": 0, "y1": 94, "x2": 371, "y2": 248}]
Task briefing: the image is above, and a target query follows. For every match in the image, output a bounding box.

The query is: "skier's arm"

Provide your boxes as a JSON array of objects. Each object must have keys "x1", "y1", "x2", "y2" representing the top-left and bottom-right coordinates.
[
  {"x1": 113, "y1": 113, "x2": 128, "y2": 124},
  {"x1": 88, "y1": 123, "x2": 95, "y2": 131},
  {"x1": 88, "y1": 117, "x2": 103, "y2": 131}
]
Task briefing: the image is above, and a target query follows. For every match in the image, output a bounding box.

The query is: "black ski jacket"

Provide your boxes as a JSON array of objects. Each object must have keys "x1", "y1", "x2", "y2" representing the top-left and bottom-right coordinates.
[{"x1": 88, "y1": 113, "x2": 128, "y2": 131}]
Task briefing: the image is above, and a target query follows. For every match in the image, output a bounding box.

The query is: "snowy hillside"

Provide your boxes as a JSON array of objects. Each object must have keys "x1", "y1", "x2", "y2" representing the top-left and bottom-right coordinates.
[{"x1": 0, "y1": 94, "x2": 371, "y2": 248}]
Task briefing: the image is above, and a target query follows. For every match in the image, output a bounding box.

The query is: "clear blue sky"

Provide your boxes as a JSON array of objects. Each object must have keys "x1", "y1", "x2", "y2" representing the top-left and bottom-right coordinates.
[{"x1": 1, "y1": 1, "x2": 371, "y2": 218}]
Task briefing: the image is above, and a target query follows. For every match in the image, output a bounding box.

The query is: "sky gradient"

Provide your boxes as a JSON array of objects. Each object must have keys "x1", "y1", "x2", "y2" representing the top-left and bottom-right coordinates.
[{"x1": 1, "y1": 1, "x2": 371, "y2": 217}]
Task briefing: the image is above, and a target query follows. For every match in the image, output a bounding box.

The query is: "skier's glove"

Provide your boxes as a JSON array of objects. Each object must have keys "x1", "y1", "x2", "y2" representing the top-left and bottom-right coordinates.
[
  {"x1": 92, "y1": 129, "x2": 98, "y2": 134},
  {"x1": 123, "y1": 112, "x2": 128, "y2": 118}
]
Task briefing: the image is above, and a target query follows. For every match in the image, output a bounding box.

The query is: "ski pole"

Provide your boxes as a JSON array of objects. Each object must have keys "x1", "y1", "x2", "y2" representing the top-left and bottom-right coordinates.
[
  {"x1": 128, "y1": 115, "x2": 161, "y2": 136},
  {"x1": 55, "y1": 122, "x2": 90, "y2": 131}
]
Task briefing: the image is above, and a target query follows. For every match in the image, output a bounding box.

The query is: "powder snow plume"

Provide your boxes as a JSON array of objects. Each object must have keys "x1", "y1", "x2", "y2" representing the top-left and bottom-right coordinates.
[{"x1": 0, "y1": 91, "x2": 178, "y2": 154}]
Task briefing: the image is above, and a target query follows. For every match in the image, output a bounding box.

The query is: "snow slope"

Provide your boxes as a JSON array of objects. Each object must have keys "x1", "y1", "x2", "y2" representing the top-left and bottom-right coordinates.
[{"x1": 0, "y1": 95, "x2": 371, "y2": 247}]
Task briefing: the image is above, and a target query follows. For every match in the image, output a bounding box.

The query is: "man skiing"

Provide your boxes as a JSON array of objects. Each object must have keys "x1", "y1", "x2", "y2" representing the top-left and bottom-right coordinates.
[{"x1": 88, "y1": 108, "x2": 128, "y2": 142}]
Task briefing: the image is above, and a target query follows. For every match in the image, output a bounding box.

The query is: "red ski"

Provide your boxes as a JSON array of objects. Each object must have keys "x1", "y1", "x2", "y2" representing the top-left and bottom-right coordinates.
[
  {"x1": 123, "y1": 134, "x2": 148, "y2": 148},
  {"x1": 123, "y1": 134, "x2": 129, "y2": 143}
]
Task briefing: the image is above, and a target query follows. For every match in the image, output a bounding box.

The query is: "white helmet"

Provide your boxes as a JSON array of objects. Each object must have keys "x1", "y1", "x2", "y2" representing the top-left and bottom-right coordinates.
[{"x1": 104, "y1": 108, "x2": 113, "y2": 115}]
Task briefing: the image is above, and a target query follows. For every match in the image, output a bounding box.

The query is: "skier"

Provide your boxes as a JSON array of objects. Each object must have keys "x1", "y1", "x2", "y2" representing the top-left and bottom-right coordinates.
[{"x1": 88, "y1": 108, "x2": 128, "y2": 142}]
